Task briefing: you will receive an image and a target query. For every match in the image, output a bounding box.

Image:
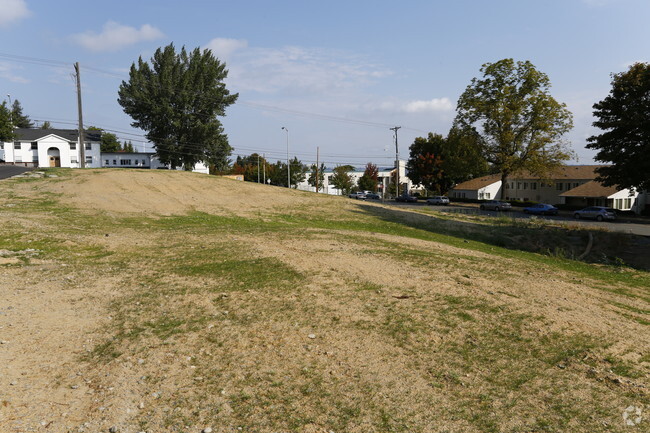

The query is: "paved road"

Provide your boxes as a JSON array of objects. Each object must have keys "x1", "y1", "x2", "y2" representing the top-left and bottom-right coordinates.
[
  {"x1": 0, "y1": 165, "x2": 35, "y2": 180},
  {"x1": 387, "y1": 201, "x2": 650, "y2": 236}
]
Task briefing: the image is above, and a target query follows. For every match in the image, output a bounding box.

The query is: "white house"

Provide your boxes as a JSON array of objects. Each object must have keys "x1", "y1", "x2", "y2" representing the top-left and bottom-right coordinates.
[
  {"x1": 449, "y1": 174, "x2": 502, "y2": 200},
  {"x1": 1, "y1": 128, "x2": 210, "y2": 174},
  {"x1": 559, "y1": 180, "x2": 641, "y2": 213},
  {"x1": 1, "y1": 128, "x2": 101, "y2": 168},
  {"x1": 295, "y1": 160, "x2": 413, "y2": 195}
]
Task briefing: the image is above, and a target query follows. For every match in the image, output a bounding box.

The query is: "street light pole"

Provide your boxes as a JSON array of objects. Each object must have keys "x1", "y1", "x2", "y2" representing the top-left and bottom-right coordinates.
[
  {"x1": 6, "y1": 94, "x2": 12, "y2": 127},
  {"x1": 282, "y1": 126, "x2": 290, "y2": 188}
]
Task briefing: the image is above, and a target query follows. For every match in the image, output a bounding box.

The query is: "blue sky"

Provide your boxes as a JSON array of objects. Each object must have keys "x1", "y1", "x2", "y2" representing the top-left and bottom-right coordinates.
[{"x1": 1, "y1": 0, "x2": 648, "y2": 168}]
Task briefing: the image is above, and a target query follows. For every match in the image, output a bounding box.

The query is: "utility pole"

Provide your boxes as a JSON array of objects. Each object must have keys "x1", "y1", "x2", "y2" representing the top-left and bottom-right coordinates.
[
  {"x1": 315, "y1": 146, "x2": 319, "y2": 193},
  {"x1": 74, "y1": 62, "x2": 86, "y2": 168},
  {"x1": 263, "y1": 153, "x2": 266, "y2": 184},
  {"x1": 282, "y1": 127, "x2": 289, "y2": 188},
  {"x1": 257, "y1": 154, "x2": 260, "y2": 183},
  {"x1": 390, "y1": 126, "x2": 401, "y2": 197}
]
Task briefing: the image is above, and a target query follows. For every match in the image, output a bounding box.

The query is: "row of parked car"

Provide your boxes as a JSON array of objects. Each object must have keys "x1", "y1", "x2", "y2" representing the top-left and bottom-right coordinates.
[
  {"x1": 479, "y1": 200, "x2": 617, "y2": 221},
  {"x1": 349, "y1": 194, "x2": 617, "y2": 222}
]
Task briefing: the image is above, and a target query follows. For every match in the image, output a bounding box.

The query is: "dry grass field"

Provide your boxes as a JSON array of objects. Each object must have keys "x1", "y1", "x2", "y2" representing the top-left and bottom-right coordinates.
[{"x1": 0, "y1": 168, "x2": 648, "y2": 433}]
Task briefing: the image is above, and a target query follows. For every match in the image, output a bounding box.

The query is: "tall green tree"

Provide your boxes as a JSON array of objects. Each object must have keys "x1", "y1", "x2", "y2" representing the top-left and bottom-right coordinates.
[
  {"x1": 40, "y1": 121, "x2": 52, "y2": 129},
  {"x1": 406, "y1": 133, "x2": 452, "y2": 194},
  {"x1": 454, "y1": 58, "x2": 574, "y2": 198},
  {"x1": 232, "y1": 153, "x2": 265, "y2": 182},
  {"x1": 11, "y1": 100, "x2": 33, "y2": 128},
  {"x1": 0, "y1": 102, "x2": 15, "y2": 142},
  {"x1": 357, "y1": 162, "x2": 379, "y2": 192},
  {"x1": 269, "y1": 161, "x2": 289, "y2": 187},
  {"x1": 88, "y1": 126, "x2": 121, "y2": 152},
  {"x1": 289, "y1": 156, "x2": 308, "y2": 188},
  {"x1": 308, "y1": 163, "x2": 326, "y2": 192},
  {"x1": 122, "y1": 141, "x2": 135, "y2": 153},
  {"x1": 330, "y1": 165, "x2": 355, "y2": 195},
  {"x1": 586, "y1": 62, "x2": 650, "y2": 191},
  {"x1": 118, "y1": 43, "x2": 238, "y2": 170}
]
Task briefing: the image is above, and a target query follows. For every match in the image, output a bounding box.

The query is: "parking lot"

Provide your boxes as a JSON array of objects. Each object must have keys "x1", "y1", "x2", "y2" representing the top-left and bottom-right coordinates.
[
  {"x1": 386, "y1": 200, "x2": 650, "y2": 236},
  {"x1": 0, "y1": 165, "x2": 35, "y2": 179}
]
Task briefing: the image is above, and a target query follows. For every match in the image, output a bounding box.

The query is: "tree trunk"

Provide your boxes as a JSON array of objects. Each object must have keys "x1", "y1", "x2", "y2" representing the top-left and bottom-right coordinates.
[{"x1": 500, "y1": 172, "x2": 509, "y2": 200}]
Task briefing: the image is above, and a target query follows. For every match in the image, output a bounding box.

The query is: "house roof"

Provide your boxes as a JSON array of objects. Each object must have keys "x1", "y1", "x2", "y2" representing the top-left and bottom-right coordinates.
[
  {"x1": 451, "y1": 174, "x2": 501, "y2": 191},
  {"x1": 14, "y1": 128, "x2": 102, "y2": 142},
  {"x1": 512, "y1": 165, "x2": 602, "y2": 181},
  {"x1": 559, "y1": 180, "x2": 620, "y2": 198}
]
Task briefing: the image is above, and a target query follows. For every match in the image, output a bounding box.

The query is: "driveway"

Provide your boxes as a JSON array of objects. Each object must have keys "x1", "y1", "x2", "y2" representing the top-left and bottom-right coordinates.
[{"x1": 0, "y1": 165, "x2": 35, "y2": 180}]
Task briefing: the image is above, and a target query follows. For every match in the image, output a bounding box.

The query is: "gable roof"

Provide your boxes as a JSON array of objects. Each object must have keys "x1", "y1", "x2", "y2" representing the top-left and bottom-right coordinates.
[
  {"x1": 13, "y1": 128, "x2": 102, "y2": 142},
  {"x1": 559, "y1": 180, "x2": 621, "y2": 198},
  {"x1": 511, "y1": 165, "x2": 602, "y2": 181},
  {"x1": 452, "y1": 174, "x2": 501, "y2": 191}
]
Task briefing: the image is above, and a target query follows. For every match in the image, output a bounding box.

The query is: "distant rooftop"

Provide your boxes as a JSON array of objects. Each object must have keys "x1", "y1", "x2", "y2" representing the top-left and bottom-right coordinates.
[{"x1": 13, "y1": 128, "x2": 102, "y2": 142}]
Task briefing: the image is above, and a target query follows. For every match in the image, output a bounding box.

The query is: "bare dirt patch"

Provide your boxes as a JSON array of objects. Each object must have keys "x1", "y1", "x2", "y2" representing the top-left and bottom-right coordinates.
[{"x1": 1, "y1": 169, "x2": 648, "y2": 433}]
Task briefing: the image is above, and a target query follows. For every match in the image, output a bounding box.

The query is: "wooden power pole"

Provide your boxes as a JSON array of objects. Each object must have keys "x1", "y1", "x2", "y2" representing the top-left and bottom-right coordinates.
[{"x1": 74, "y1": 62, "x2": 86, "y2": 168}]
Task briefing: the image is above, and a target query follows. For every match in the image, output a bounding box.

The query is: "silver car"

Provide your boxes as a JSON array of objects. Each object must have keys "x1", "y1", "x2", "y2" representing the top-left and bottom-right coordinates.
[
  {"x1": 480, "y1": 200, "x2": 512, "y2": 211},
  {"x1": 573, "y1": 206, "x2": 616, "y2": 221},
  {"x1": 427, "y1": 196, "x2": 450, "y2": 205}
]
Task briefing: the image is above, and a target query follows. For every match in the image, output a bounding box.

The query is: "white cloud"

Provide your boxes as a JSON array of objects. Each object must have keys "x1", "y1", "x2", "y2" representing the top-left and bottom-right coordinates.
[
  {"x1": 0, "y1": 0, "x2": 30, "y2": 27},
  {"x1": 0, "y1": 62, "x2": 28, "y2": 83},
  {"x1": 204, "y1": 38, "x2": 248, "y2": 60},
  {"x1": 71, "y1": 21, "x2": 164, "y2": 52},
  {"x1": 403, "y1": 98, "x2": 454, "y2": 113},
  {"x1": 369, "y1": 98, "x2": 454, "y2": 114},
  {"x1": 225, "y1": 45, "x2": 391, "y2": 96}
]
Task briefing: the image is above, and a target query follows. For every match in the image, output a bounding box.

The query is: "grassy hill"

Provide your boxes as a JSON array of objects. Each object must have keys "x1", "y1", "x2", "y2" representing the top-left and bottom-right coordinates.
[{"x1": 1, "y1": 168, "x2": 648, "y2": 433}]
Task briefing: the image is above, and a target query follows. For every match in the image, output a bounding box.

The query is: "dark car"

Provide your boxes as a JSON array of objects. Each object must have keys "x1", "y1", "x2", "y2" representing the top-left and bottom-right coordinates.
[
  {"x1": 366, "y1": 193, "x2": 381, "y2": 200},
  {"x1": 573, "y1": 206, "x2": 616, "y2": 221},
  {"x1": 523, "y1": 203, "x2": 558, "y2": 216},
  {"x1": 396, "y1": 194, "x2": 418, "y2": 203},
  {"x1": 480, "y1": 200, "x2": 512, "y2": 211}
]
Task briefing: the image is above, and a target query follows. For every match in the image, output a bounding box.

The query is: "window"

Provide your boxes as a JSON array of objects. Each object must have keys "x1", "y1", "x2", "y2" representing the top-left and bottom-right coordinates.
[
  {"x1": 485, "y1": 192, "x2": 491, "y2": 199},
  {"x1": 85, "y1": 143, "x2": 91, "y2": 151},
  {"x1": 85, "y1": 156, "x2": 92, "y2": 164},
  {"x1": 71, "y1": 158, "x2": 78, "y2": 163},
  {"x1": 105, "y1": 160, "x2": 109, "y2": 165},
  {"x1": 511, "y1": 182, "x2": 515, "y2": 189},
  {"x1": 523, "y1": 182, "x2": 528, "y2": 190},
  {"x1": 113, "y1": 160, "x2": 117, "y2": 165},
  {"x1": 120, "y1": 159, "x2": 132, "y2": 165},
  {"x1": 142, "y1": 159, "x2": 146, "y2": 165},
  {"x1": 531, "y1": 182, "x2": 537, "y2": 190},
  {"x1": 625, "y1": 198, "x2": 631, "y2": 209},
  {"x1": 517, "y1": 182, "x2": 522, "y2": 189},
  {"x1": 31, "y1": 142, "x2": 38, "y2": 150},
  {"x1": 0, "y1": 143, "x2": 3, "y2": 149},
  {"x1": 556, "y1": 183, "x2": 563, "y2": 191},
  {"x1": 14, "y1": 142, "x2": 20, "y2": 150},
  {"x1": 69, "y1": 142, "x2": 77, "y2": 150}
]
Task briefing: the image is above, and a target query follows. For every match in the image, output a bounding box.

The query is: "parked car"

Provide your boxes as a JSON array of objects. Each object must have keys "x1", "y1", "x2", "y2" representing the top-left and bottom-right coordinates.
[
  {"x1": 396, "y1": 194, "x2": 418, "y2": 203},
  {"x1": 523, "y1": 203, "x2": 558, "y2": 216},
  {"x1": 573, "y1": 206, "x2": 617, "y2": 221},
  {"x1": 479, "y1": 200, "x2": 512, "y2": 211},
  {"x1": 427, "y1": 196, "x2": 450, "y2": 206},
  {"x1": 348, "y1": 192, "x2": 367, "y2": 200},
  {"x1": 366, "y1": 193, "x2": 381, "y2": 200}
]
